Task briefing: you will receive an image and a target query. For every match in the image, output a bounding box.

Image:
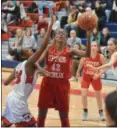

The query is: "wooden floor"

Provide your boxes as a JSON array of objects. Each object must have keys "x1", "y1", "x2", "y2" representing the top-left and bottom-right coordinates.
[{"x1": 2, "y1": 70, "x2": 117, "y2": 127}]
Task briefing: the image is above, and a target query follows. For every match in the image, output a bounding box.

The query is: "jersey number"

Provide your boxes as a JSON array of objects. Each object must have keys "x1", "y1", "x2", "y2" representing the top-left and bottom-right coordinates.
[{"x1": 51, "y1": 63, "x2": 61, "y2": 72}]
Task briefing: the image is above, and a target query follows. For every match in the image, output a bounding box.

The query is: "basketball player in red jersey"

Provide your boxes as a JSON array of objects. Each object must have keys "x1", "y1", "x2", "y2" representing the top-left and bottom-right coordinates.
[
  {"x1": 76, "y1": 41, "x2": 105, "y2": 121},
  {"x1": 88, "y1": 38, "x2": 117, "y2": 85},
  {"x1": 2, "y1": 14, "x2": 55, "y2": 127},
  {"x1": 36, "y1": 26, "x2": 93, "y2": 126}
]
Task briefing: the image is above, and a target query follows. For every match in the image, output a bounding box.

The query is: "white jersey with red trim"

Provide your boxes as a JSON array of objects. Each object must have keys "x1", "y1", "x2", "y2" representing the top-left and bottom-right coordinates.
[
  {"x1": 12, "y1": 61, "x2": 38, "y2": 101},
  {"x1": 3, "y1": 61, "x2": 38, "y2": 123},
  {"x1": 112, "y1": 61, "x2": 117, "y2": 78}
]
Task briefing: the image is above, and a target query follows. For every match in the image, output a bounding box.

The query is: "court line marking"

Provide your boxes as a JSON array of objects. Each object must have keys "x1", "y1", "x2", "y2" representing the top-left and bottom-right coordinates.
[{"x1": 2, "y1": 80, "x2": 108, "y2": 98}]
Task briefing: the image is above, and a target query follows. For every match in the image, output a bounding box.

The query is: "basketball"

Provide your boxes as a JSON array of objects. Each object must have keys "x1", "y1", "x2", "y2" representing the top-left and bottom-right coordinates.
[{"x1": 78, "y1": 12, "x2": 98, "y2": 30}]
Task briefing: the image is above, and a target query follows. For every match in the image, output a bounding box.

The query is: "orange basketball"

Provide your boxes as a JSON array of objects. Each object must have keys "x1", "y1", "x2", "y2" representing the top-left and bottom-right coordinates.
[{"x1": 78, "y1": 12, "x2": 98, "y2": 30}]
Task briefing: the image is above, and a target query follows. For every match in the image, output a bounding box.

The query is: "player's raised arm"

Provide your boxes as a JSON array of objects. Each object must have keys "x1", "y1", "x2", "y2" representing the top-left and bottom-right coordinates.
[{"x1": 25, "y1": 13, "x2": 54, "y2": 68}]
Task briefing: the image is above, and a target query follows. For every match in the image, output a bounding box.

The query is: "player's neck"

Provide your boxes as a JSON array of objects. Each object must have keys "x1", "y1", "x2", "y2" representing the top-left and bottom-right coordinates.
[
  {"x1": 90, "y1": 51, "x2": 97, "y2": 58},
  {"x1": 55, "y1": 42, "x2": 65, "y2": 52}
]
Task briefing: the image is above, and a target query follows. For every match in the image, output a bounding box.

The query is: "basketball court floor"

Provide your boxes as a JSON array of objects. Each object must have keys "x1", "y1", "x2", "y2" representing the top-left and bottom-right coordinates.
[{"x1": 2, "y1": 69, "x2": 117, "y2": 127}]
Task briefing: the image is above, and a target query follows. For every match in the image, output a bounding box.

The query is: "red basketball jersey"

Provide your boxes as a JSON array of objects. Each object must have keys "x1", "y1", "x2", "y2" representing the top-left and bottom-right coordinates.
[
  {"x1": 46, "y1": 45, "x2": 73, "y2": 79},
  {"x1": 83, "y1": 53, "x2": 102, "y2": 76}
]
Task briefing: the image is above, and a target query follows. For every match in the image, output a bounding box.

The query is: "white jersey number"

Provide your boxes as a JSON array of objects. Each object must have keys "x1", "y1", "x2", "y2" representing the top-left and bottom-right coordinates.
[{"x1": 51, "y1": 63, "x2": 61, "y2": 72}]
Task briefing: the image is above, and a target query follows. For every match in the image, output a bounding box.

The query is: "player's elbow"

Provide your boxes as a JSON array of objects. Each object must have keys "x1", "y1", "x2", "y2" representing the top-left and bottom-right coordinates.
[{"x1": 4, "y1": 81, "x2": 9, "y2": 86}]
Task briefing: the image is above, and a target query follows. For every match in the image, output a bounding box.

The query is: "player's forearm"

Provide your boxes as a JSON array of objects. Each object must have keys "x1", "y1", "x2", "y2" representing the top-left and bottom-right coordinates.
[
  {"x1": 97, "y1": 70, "x2": 105, "y2": 77},
  {"x1": 4, "y1": 70, "x2": 15, "y2": 86},
  {"x1": 98, "y1": 63, "x2": 112, "y2": 71},
  {"x1": 77, "y1": 63, "x2": 83, "y2": 74},
  {"x1": 73, "y1": 49, "x2": 86, "y2": 57},
  {"x1": 86, "y1": 32, "x2": 91, "y2": 57}
]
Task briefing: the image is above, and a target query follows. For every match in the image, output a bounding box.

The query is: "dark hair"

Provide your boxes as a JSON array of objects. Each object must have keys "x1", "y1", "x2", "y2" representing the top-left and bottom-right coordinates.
[{"x1": 105, "y1": 91, "x2": 117, "y2": 126}]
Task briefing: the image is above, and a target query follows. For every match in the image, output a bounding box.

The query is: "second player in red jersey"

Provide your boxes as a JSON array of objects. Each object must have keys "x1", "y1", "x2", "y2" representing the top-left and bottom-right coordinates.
[{"x1": 76, "y1": 41, "x2": 105, "y2": 121}]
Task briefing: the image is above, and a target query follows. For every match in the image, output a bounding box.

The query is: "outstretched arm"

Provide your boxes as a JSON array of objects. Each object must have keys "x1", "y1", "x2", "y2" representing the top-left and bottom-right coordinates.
[
  {"x1": 25, "y1": 13, "x2": 54, "y2": 75},
  {"x1": 98, "y1": 52, "x2": 117, "y2": 71},
  {"x1": 4, "y1": 70, "x2": 15, "y2": 86}
]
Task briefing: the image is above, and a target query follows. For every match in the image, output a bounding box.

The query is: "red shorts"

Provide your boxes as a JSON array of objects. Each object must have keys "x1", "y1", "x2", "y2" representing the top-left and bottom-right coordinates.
[
  {"x1": 38, "y1": 77, "x2": 70, "y2": 113},
  {"x1": 2, "y1": 116, "x2": 36, "y2": 127},
  {"x1": 81, "y1": 74, "x2": 102, "y2": 91}
]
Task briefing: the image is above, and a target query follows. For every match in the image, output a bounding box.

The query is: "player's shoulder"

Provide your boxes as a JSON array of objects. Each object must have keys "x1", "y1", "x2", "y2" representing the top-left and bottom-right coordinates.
[
  {"x1": 113, "y1": 52, "x2": 117, "y2": 57},
  {"x1": 15, "y1": 61, "x2": 27, "y2": 71},
  {"x1": 99, "y1": 53, "x2": 104, "y2": 58}
]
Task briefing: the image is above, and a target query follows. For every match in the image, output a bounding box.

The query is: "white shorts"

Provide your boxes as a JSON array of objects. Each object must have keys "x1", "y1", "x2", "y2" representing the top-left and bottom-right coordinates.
[{"x1": 2, "y1": 92, "x2": 33, "y2": 124}]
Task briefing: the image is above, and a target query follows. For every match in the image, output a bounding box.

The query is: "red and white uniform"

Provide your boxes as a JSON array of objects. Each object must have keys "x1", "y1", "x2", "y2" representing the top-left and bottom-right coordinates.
[
  {"x1": 81, "y1": 53, "x2": 103, "y2": 91},
  {"x1": 38, "y1": 45, "x2": 73, "y2": 113},
  {"x1": 2, "y1": 61, "x2": 38, "y2": 126}
]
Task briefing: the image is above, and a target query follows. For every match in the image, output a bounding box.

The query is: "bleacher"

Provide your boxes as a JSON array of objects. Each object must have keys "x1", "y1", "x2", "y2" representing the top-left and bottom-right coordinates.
[{"x1": 1, "y1": 0, "x2": 117, "y2": 81}]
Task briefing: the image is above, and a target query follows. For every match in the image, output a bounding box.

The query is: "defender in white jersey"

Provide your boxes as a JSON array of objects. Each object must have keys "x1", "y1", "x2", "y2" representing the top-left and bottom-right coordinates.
[
  {"x1": 2, "y1": 61, "x2": 38, "y2": 127},
  {"x1": 97, "y1": 38, "x2": 117, "y2": 79},
  {"x1": 2, "y1": 13, "x2": 54, "y2": 127}
]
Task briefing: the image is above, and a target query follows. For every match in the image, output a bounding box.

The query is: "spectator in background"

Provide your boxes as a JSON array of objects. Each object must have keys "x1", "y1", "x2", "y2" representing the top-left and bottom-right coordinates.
[
  {"x1": 27, "y1": 1, "x2": 38, "y2": 13},
  {"x1": 94, "y1": 1, "x2": 106, "y2": 30},
  {"x1": 105, "y1": 91, "x2": 117, "y2": 127},
  {"x1": 38, "y1": 0, "x2": 47, "y2": 14},
  {"x1": 12, "y1": 1, "x2": 21, "y2": 25},
  {"x1": 2, "y1": 0, "x2": 15, "y2": 23},
  {"x1": 36, "y1": 28, "x2": 47, "y2": 67},
  {"x1": 8, "y1": 28, "x2": 24, "y2": 61},
  {"x1": 18, "y1": 1, "x2": 27, "y2": 21},
  {"x1": 85, "y1": 7, "x2": 93, "y2": 13},
  {"x1": 1, "y1": 19, "x2": 8, "y2": 34},
  {"x1": 36, "y1": 15, "x2": 48, "y2": 35},
  {"x1": 64, "y1": 5, "x2": 79, "y2": 37},
  {"x1": 51, "y1": 15, "x2": 60, "y2": 38},
  {"x1": 38, "y1": 0, "x2": 54, "y2": 16},
  {"x1": 67, "y1": 30, "x2": 82, "y2": 47},
  {"x1": 90, "y1": 28, "x2": 101, "y2": 45},
  {"x1": 22, "y1": 28, "x2": 37, "y2": 52},
  {"x1": 105, "y1": 0, "x2": 114, "y2": 23},
  {"x1": 100, "y1": 27, "x2": 111, "y2": 47},
  {"x1": 77, "y1": 0, "x2": 86, "y2": 13},
  {"x1": 36, "y1": 28, "x2": 46, "y2": 49},
  {"x1": 85, "y1": 0, "x2": 95, "y2": 9},
  {"x1": 112, "y1": 0, "x2": 117, "y2": 23},
  {"x1": 33, "y1": 15, "x2": 48, "y2": 40}
]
